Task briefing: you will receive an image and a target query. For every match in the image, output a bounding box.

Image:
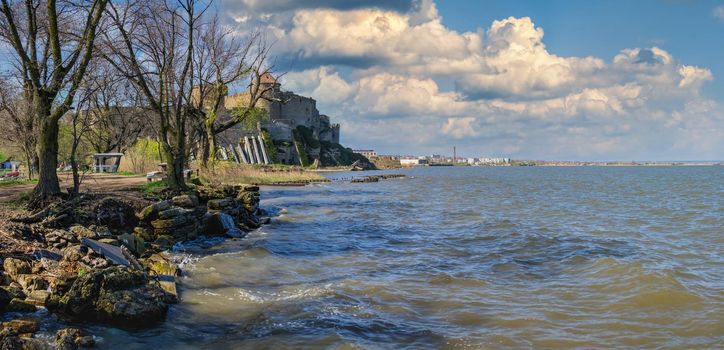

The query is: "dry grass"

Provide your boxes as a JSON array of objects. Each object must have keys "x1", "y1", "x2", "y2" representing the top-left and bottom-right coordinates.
[{"x1": 200, "y1": 163, "x2": 327, "y2": 185}]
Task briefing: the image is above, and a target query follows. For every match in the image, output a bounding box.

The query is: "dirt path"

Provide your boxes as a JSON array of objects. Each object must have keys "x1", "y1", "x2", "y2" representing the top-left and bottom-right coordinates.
[{"x1": 0, "y1": 173, "x2": 148, "y2": 203}]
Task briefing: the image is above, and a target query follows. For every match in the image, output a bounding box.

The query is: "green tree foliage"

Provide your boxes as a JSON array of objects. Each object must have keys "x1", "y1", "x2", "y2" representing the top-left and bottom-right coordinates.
[
  {"x1": 125, "y1": 139, "x2": 163, "y2": 174},
  {"x1": 233, "y1": 106, "x2": 268, "y2": 132},
  {"x1": 260, "y1": 129, "x2": 277, "y2": 163}
]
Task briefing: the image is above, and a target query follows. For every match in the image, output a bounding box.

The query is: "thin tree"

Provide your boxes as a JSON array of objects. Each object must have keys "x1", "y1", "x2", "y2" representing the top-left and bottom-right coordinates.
[
  {"x1": 102, "y1": 0, "x2": 208, "y2": 192},
  {"x1": 190, "y1": 16, "x2": 274, "y2": 168},
  {"x1": 81, "y1": 63, "x2": 145, "y2": 154},
  {"x1": 0, "y1": 79, "x2": 37, "y2": 179},
  {"x1": 0, "y1": 0, "x2": 110, "y2": 202}
]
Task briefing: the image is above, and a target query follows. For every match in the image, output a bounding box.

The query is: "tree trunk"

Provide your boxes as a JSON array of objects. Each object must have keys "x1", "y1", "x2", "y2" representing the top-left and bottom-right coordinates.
[
  {"x1": 162, "y1": 146, "x2": 187, "y2": 192},
  {"x1": 203, "y1": 124, "x2": 218, "y2": 169},
  {"x1": 70, "y1": 142, "x2": 80, "y2": 196},
  {"x1": 23, "y1": 148, "x2": 34, "y2": 180},
  {"x1": 33, "y1": 115, "x2": 61, "y2": 197}
]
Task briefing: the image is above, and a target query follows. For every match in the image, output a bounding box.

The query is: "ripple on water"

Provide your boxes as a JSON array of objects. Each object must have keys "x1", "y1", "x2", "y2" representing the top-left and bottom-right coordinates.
[{"x1": 90, "y1": 166, "x2": 724, "y2": 349}]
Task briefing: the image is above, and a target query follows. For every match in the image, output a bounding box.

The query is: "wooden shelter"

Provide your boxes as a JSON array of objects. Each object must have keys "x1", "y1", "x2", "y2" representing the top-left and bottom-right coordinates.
[{"x1": 92, "y1": 153, "x2": 123, "y2": 173}]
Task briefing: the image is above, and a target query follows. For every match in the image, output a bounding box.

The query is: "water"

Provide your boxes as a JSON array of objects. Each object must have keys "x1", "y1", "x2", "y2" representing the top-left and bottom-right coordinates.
[{"x1": 93, "y1": 166, "x2": 723, "y2": 348}]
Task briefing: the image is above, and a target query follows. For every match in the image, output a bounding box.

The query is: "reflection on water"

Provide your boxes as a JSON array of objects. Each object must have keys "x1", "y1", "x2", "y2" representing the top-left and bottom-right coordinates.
[{"x1": 88, "y1": 166, "x2": 722, "y2": 349}]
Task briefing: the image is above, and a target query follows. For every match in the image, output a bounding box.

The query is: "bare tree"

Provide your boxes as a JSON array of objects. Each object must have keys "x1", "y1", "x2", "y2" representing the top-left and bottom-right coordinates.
[
  {"x1": 102, "y1": 0, "x2": 208, "y2": 191},
  {"x1": 81, "y1": 63, "x2": 144, "y2": 154},
  {"x1": 0, "y1": 79, "x2": 37, "y2": 179},
  {"x1": 0, "y1": 0, "x2": 110, "y2": 202},
  {"x1": 67, "y1": 73, "x2": 102, "y2": 196},
  {"x1": 190, "y1": 16, "x2": 274, "y2": 168}
]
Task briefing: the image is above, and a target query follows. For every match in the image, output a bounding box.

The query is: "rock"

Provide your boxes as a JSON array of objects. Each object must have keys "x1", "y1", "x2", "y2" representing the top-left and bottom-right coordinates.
[
  {"x1": 3, "y1": 259, "x2": 30, "y2": 279},
  {"x1": 237, "y1": 191, "x2": 259, "y2": 213},
  {"x1": 98, "y1": 238, "x2": 119, "y2": 246},
  {"x1": 81, "y1": 238, "x2": 141, "y2": 268},
  {"x1": 0, "y1": 288, "x2": 11, "y2": 312},
  {"x1": 118, "y1": 233, "x2": 145, "y2": 256},
  {"x1": 1, "y1": 317, "x2": 39, "y2": 335},
  {"x1": 49, "y1": 272, "x2": 77, "y2": 297},
  {"x1": 191, "y1": 206, "x2": 207, "y2": 220},
  {"x1": 203, "y1": 213, "x2": 245, "y2": 238},
  {"x1": 93, "y1": 197, "x2": 139, "y2": 228},
  {"x1": 77, "y1": 336, "x2": 95, "y2": 348},
  {"x1": 62, "y1": 245, "x2": 87, "y2": 262},
  {"x1": 157, "y1": 207, "x2": 191, "y2": 220},
  {"x1": 171, "y1": 194, "x2": 198, "y2": 208},
  {"x1": 145, "y1": 254, "x2": 178, "y2": 300},
  {"x1": 16, "y1": 274, "x2": 48, "y2": 292},
  {"x1": 69, "y1": 225, "x2": 97, "y2": 239},
  {"x1": 133, "y1": 227, "x2": 154, "y2": 241},
  {"x1": 94, "y1": 226, "x2": 113, "y2": 238},
  {"x1": 30, "y1": 263, "x2": 42, "y2": 274},
  {"x1": 1, "y1": 285, "x2": 25, "y2": 300},
  {"x1": 200, "y1": 213, "x2": 225, "y2": 236},
  {"x1": 0, "y1": 272, "x2": 10, "y2": 286},
  {"x1": 153, "y1": 235, "x2": 175, "y2": 250},
  {"x1": 150, "y1": 216, "x2": 188, "y2": 230},
  {"x1": 50, "y1": 266, "x2": 171, "y2": 327},
  {"x1": 25, "y1": 290, "x2": 50, "y2": 307},
  {"x1": 0, "y1": 336, "x2": 49, "y2": 349},
  {"x1": 7, "y1": 299, "x2": 36, "y2": 312},
  {"x1": 154, "y1": 222, "x2": 198, "y2": 241},
  {"x1": 207, "y1": 198, "x2": 233, "y2": 210},
  {"x1": 55, "y1": 328, "x2": 81, "y2": 350},
  {"x1": 88, "y1": 258, "x2": 110, "y2": 269},
  {"x1": 55, "y1": 328, "x2": 94, "y2": 350},
  {"x1": 136, "y1": 201, "x2": 171, "y2": 222},
  {"x1": 34, "y1": 249, "x2": 63, "y2": 261}
]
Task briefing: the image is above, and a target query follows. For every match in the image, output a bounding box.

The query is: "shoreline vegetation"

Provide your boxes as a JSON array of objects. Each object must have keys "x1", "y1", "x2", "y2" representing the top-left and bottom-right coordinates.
[{"x1": 0, "y1": 167, "x2": 405, "y2": 348}]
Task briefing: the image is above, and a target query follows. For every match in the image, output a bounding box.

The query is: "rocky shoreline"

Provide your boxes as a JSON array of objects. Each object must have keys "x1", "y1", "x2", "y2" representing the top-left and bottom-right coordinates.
[{"x1": 0, "y1": 184, "x2": 267, "y2": 349}]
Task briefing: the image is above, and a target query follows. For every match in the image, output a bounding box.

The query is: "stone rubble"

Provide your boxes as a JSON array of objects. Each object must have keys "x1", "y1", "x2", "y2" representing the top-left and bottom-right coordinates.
[{"x1": 0, "y1": 183, "x2": 270, "y2": 347}]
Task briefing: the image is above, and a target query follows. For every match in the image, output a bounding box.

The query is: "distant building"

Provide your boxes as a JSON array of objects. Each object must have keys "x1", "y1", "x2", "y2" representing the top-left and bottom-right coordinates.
[
  {"x1": 400, "y1": 158, "x2": 428, "y2": 166},
  {"x1": 353, "y1": 150, "x2": 377, "y2": 158}
]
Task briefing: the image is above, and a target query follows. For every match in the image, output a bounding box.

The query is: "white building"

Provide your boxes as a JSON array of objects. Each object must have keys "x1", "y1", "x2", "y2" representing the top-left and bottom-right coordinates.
[
  {"x1": 353, "y1": 149, "x2": 377, "y2": 158},
  {"x1": 400, "y1": 158, "x2": 428, "y2": 166}
]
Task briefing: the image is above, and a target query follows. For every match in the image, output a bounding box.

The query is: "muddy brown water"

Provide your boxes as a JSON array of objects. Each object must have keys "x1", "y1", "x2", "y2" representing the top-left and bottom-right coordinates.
[{"x1": 35, "y1": 166, "x2": 724, "y2": 349}]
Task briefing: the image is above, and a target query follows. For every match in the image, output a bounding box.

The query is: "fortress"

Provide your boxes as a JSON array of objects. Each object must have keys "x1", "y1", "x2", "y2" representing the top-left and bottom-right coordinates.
[
  {"x1": 231, "y1": 73, "x2": 339, "y2": 144},
  {"x1": 217, "y1": 73, "x2": 342, "y2": 165}
]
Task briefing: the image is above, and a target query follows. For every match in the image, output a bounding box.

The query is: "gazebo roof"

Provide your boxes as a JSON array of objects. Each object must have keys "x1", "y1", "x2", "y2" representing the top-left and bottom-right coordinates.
[{"x1": 92, "y1": 153, "x2": 124, "y2": 157}]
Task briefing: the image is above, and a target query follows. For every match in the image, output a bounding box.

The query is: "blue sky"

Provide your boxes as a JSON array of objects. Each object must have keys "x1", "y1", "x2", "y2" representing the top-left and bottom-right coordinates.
[
  {"x1": 1, "y1": 0, "x2": 718, "y2": 160},
  {"x1": 437, "y1": 0, "x2": 724, "y2": 101}
]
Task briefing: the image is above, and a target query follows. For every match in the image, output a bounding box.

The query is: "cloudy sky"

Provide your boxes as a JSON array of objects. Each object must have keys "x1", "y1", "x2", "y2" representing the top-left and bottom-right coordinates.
[{"x1": 220, "y1": 0, "x2": 723, "y2": 161}]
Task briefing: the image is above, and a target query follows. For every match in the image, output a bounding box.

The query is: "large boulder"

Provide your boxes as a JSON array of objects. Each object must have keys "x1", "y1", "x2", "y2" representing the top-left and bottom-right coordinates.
[
  {"x1": 15, "y1": 274, "x2": 48, "y2": 293},
  {"x1": 136, "y1": 201, "x2": 171, "y2": 222},
  {"x1": 207, "y1": 198, "x2": 234, "y2": 211},
  {"x1": 68, "y1": 225, "x2": 97, "y2": 239},
  {"x1": 55, "y1": 328, "x2": 95, "y2": 350},
  {"x1": 0, "y1": 317, "x2": 39, "y2": 335},
  {"x1": 118, "y1": 233, "x2": 145, "y2": 256},
  {"x1": 50, "y1": 267, "x2": 172, "y2": 328},
  {"x1": 171, "y1": 194, "x2": 198, "y2": 209},
  {"x1": 2, "y1": 259, "x2": 30, "y2": 280}
]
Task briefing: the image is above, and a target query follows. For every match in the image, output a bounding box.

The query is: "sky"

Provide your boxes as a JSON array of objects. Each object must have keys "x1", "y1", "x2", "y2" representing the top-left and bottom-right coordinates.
[{"x1": 220, "y1": 0, "x2": 724, "y2": 160}]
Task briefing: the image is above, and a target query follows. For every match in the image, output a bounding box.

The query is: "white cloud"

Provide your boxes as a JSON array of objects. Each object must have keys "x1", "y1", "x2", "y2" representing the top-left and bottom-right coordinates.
[
  {"x1": 442, "y1": 117, "x2": 480, "y2": 139},
  {"x1": 678, "y1": 65, "x2": 713, "y2": 88},
  {"x1": 713, "y1": 5, "x2": 724, "y2": 20},
  {"x1": 223, "y1": 1, "x2": 722, "y2": 160}
]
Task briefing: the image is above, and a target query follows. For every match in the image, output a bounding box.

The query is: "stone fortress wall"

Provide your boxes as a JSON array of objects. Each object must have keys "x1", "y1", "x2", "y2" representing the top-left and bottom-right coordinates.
[{"x1": 220, "y1": 73, "x2": 340, "y2": 145}]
